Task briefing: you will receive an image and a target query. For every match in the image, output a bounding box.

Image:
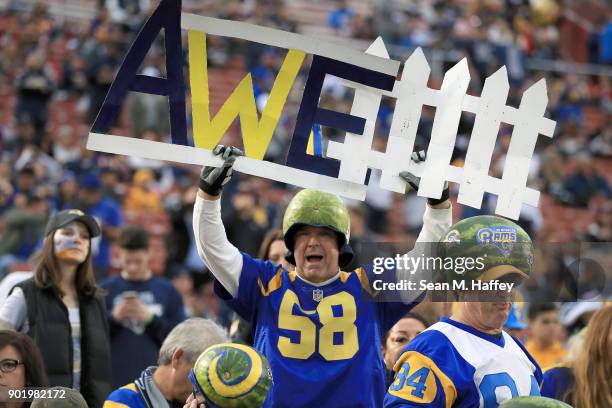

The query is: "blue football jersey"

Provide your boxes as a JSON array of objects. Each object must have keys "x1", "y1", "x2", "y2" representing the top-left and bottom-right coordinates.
[
  {"x1": 215, "y1": 253, "x2": 416, "y2": 407},
  {"x1": 384, "y1": 318, "x2": 543, "y2": 408},
  {"x1": 104, "y1": 383, "x2": 146, "y2": 408}
]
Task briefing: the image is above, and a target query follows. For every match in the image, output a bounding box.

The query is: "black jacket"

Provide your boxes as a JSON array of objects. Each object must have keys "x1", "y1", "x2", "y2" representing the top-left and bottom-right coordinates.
[{"x1": 16, "y1": 278, "x2": 112, "y2": 408}]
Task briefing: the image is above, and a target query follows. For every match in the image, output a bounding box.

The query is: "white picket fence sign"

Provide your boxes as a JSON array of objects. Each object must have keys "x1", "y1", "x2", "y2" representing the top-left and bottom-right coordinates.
[
  {"x1": 87, "y1": 26, "x2": 556, "y2": 220},
  {"x1": 329, "y1": 41, "x2": 556, "y2": 220}
]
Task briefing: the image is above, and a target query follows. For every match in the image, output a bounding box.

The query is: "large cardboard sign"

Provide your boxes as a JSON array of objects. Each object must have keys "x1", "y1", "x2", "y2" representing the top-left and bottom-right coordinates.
[{"x1": 87, "y1": 0, "x2": 556, "y2": 220}]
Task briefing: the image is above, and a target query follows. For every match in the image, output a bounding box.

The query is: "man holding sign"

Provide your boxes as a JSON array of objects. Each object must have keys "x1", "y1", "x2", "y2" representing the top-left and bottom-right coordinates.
[{"x1": 193, "y1": 146, "x2": 452, "y2": 407}]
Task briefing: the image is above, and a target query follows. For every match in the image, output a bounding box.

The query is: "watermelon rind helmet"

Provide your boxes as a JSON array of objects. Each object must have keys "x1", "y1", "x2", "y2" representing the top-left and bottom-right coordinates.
[
  {"x1": 189, "y1": 343, "x2": 273, "y2": 408},
  {"x1": 282, "y1": 189, "x2": 353, "y2": 267},
  {"x1": 438, "y1": 215, "x2": 534, "y2": 282},
  {"x1": 498, "y1": 396, "x2": 573, "y2": 407}
]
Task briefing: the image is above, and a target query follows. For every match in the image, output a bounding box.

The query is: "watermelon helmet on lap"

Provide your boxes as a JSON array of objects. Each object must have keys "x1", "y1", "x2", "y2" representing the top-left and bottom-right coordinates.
[
  {"x1": 499, "y1": 396, "x2": 573, "y2": 407},
  {"x1": 189, "y1": 343, "x2": 273, "y2": 408},
  {"x1": 438, "y1": 215, "x2": 534, "y2": 282},
  {"x1": 282, "y1": 189, "x2": 353, "y2": 267}
]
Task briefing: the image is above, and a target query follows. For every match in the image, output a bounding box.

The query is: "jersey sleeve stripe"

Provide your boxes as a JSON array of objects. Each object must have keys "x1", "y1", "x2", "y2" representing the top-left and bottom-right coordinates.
[
  {"x1": 103, "y1": 401, "x2": 131, "y2": 408},
  {"x1": 257, "y1": 267, "x2": 284, "y2": 296},
  {"x1": 119, "y1": 383, "x2": 138, "y2": 392},
  {"x1": 354, "y1": 267, "x2": 379, "y2": 297},
  {"x1": 391, "y1": 350, "x2": 457, "y2": 408}
]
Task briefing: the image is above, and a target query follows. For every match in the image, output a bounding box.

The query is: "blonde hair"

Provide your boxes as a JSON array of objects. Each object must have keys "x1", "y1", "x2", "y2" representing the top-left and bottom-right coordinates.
[{"x1": 571, "y1": 305, "x2": 612, "y2": 408}]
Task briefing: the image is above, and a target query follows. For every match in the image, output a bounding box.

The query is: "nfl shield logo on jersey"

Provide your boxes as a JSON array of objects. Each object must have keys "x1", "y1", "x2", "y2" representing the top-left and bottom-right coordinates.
[{"x1": 312, "y1": 289, "x2": 323, "y2": 302}]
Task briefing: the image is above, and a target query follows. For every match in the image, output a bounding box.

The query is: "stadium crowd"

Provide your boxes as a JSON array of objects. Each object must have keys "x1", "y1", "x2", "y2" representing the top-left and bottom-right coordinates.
[{"x1": 0, "y1": 0, "x2": 609, "y2": 407}]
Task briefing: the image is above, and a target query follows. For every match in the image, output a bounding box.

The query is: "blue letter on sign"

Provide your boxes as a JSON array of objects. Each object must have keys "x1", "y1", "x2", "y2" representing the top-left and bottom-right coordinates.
[
  {"x1": 91, "y1": 0, "x2": 188, "y2": 146},
  {"x1": 286, "y1": 56, "x2": 395, "y2": 177}
]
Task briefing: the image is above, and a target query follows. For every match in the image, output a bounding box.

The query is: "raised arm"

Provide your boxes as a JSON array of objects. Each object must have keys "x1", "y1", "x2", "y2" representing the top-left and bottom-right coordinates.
[
  {"x1": 193, "y1": 146, "x2": 244, "y2": 297},
  {"x1": 394, "y1": 150, "x2": 453, "y2": 302}
]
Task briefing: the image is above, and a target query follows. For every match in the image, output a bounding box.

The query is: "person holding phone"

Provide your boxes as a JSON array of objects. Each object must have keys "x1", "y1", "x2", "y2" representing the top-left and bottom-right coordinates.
[{"x1": 101, "y1": 225, "x2": 186, "y2": 388}]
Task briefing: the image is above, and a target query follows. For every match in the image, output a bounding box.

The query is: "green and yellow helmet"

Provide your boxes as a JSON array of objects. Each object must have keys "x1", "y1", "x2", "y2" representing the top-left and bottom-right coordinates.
[
  {"x1": 438, "y1": 215, "x2": 534, "y2": 282},
  {"x1": 282, "y1": 189, "x2": 353, "y2": 267},
  {"x1": 498, "y1": 396, "x2": 573, "y2": 407}
]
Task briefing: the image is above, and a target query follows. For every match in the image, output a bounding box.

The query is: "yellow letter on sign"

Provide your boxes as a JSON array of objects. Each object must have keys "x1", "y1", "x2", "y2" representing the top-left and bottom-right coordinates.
[{"x1": 188, "y1": 31, "x2": 305, "y2": 159}]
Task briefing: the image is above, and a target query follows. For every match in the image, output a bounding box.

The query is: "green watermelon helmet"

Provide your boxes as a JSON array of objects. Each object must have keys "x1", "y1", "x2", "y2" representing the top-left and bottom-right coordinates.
[
  {"x1": 282, "y1": 189, "x2": 353, "y2": 267},
  {"x1": 189, "y1": 343, "x2": 273, "y2": 408},
  {"x1": 498, "y1": 396, "x2": 573, "y2": 407},
  {"x1": 438, "y1": 215, "x2": 534, "y2": 282}
]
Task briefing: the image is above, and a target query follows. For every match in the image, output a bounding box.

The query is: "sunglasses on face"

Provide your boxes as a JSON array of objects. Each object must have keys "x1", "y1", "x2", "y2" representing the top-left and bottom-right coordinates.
[{"x1": 0, "y1": 359, "x2": 23, "y2": 374}]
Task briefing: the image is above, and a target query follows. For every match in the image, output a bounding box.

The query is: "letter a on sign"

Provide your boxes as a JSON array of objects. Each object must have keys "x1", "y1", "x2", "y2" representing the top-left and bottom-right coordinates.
[{"x1": 91, "y1": 0, "x2": 188, "y2": 146}]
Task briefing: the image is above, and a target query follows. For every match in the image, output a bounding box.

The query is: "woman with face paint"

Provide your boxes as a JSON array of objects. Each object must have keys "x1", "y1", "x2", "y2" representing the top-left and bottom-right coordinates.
[{"x1": 0, "y1": 209, "x2": 112, "y2": 408}]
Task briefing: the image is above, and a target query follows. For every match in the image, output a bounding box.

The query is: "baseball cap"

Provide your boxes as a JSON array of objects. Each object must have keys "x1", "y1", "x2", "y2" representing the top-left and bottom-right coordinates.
[
  {"x1": 559, "y1": 300, "x2": 603, "y2": 327},
  {"x1": 504, "y1": 303, "x2": 527, "y2": 330},
  {"x1": 30, "y1": 387, "x2": 87, "y2": 408},
  {"x1": 80, "y1": 173, "x2": 101, "y2": 191},
  {"x1": 44, "y1": 209, "x2": 101, "y2": 238}
]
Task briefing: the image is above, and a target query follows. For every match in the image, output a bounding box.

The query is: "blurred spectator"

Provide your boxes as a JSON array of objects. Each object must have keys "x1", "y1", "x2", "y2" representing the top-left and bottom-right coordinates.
[
  {"x1": 600, "y1": 17, "x2": 612, "y2": 63},
  {"x1": 101, "y1": 225, "x2": 185, "y2": 388},
  {"x1": 99, "y1": 166, "x2": 123, "y2": 202},
  {"x1": 11, "y1": 166, "x2": 37, "y2": 203},
  {"x1": 104, "y1": 0, "x2": 151, "y2": 28},
  {"x1": 76, "y1": 173, "x2": 123, "y2": 279},
  {"x1": 0, "y1": 330, "x2": 48, "y2": 408},
  {"x1": 503, "y1": 303, "x2": 528, "y2": 343},
  {"x1": 222, "y1": 182, "x2": 267, "y2": 257},
  {"x1": 588, "y1": 124, "x2": 612, "y2": 157},
  {"x1": 328, "y1": 0, "x2": 354, "y2": 35},
  {"x1": 191, "y1": 276, "x2": 232, "y2": 328},
  {"x1": 585, "y1": 203, "x2": 611, "y2": 242},
  {"x1": 83, "y1": 23, "x2": 122, "y2": 124},
  {"x1": 257, "y1": 229, "x2": 288, "y2": 269},
  {"x1": 541, "y1": 305, "x2": 611, "y2": 407},
  {"x1": 124, "y1": 168, "x2": 163, "y2": 214},
  {"x1": 0, "y1": 210, "x2": 112, "y2": 407},
  {"x1": 0, "y1": 271, "x2": 32, "y2": 307},
  {"x1": 14, "y1": 52, "x2": 55, "y2": 143},
  {"x1": 0, "y1": 195, "x2": 47, "y2": 277},
  {"x1": 365, "y1": 168, "x2": 393, "y2": 234},
  {"x1": 562, "y1": 154, "x2": 611, "y2": 207},
  {"x1": 382, "y1": 312, "x2": 429, "y2": 386},
  {"x1": 345, "y1": 204, "x2": 369, "y2": 270},
  {"x1": 526, "y1": 303, "x2": 566, "y2": 370},
  {"x1": 559, "y1": 300, "x2": 603, "y2": 337},
  {"x1": 54, "y1": 172, "x2": 79, "y2": 211},
  {"x1": 167, "y1": 186, "x2": 205, "y2": 276},
  {"x1": 0, "y1": 179, "x2": 14, "y2": 216},
  {"x1": 539, "y1": 145, "x2": 564, "y2": 191},
  {"x1": 167, "y1": 266, "x2": 197, "y2": 318},
  {"x1": 103, "y1": 318, "x2": 228, "y2": 407},
  {"x1": 31, "y1": 387, "x2": 88, "y2": 408}
]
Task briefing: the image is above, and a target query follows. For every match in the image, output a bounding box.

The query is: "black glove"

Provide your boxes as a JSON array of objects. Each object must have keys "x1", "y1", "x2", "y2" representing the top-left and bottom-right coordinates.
[
  {"x1": 199, "y1": 145, "x2": 244, "y2": 196},
  {"x1": 399, "y1": 148, "x2": 450, "y2": 206}
]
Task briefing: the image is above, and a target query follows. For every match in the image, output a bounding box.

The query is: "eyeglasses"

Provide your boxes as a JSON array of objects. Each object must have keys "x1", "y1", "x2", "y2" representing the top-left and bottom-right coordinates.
[
  {"x1": 191, "y1": 387, "x2": 206, "y2": 408},
  {"x1": 0, "y1": 359, "x2": 23, "y2": 374}
]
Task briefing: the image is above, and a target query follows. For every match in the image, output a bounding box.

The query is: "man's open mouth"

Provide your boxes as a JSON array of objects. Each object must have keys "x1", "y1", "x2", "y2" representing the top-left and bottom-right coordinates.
[{"x1": 306, "y1": 255, "x2": 324, "y2": 262}]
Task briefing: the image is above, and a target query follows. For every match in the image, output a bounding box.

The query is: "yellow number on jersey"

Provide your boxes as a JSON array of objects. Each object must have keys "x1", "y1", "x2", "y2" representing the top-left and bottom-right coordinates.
[
  {"x1": 277, "y1": 290, "x2": 358, "y2": 360},
  {"x1": 318, "y1": 292, "x2": 358, "y2": 360},
  {"x1": 278, "y1": 290, "x2": 316, "y2": 359},
  {"x1": 388, "y1": 351, "x2": 457, "y2": 406}
]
